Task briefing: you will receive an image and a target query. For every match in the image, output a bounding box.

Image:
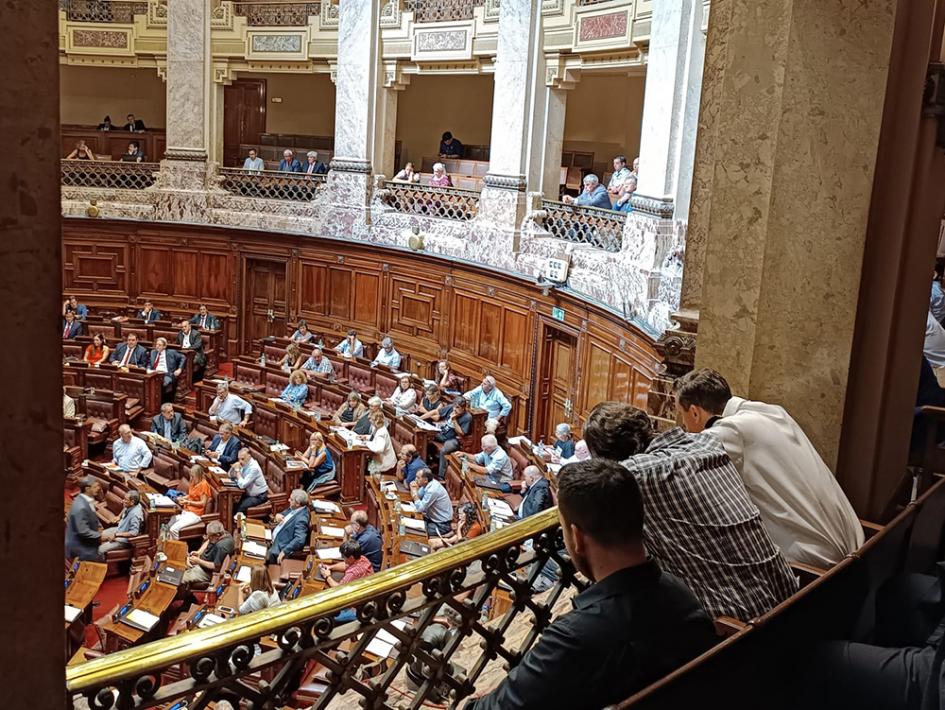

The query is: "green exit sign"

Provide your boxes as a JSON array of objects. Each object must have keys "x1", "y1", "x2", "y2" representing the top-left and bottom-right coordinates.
[{"x1": 551, "y1": 307, "x2": 565, "y2": 322}]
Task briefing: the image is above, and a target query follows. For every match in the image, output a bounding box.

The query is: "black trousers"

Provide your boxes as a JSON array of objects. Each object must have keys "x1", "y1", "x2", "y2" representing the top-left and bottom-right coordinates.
[{"x1": 235, "y1": 492, "x2": 268, "y2": 515}]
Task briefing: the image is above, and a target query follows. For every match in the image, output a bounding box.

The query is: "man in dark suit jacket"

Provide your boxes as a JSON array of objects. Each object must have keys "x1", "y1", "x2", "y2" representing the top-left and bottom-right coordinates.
[
  {"x1": 121, "y1": 114, "x2": 146, "y2": 132},
  {"x1": 278, "y1": 149, "x2": 303, "y2": 173},
  {"x1": 303, "y1": 151, "x2": 328, "y2": 176},
  {"x1": 151, "y1": 403, "x2": 188, "y2": 442},
  {"x1": 267, "y1": 489, "x2": 311, "y2": 564},
  {"x1": 190, "y1": 304, "x2": 220, "y2": 330},
  {"x1": 138, "y1": 300, "x2": 162, "y2": 323},
  {"x1": 62, "y1": 311, "x2": 83, "y2": 339},
  {"x1": 177, "y1": 320, "x2": 206, "y2": 383},
  {"x1": 65, "y1": 477, "x2": 103, "y2": 561},
  {"x1": 518, "y1": 466, "x2": 553, "y2": 519},
  {"x1": 110, "y1": 333, "x2": 149, "y2": 367},
  {"x1": 148, "y1": 337, "x2": 184, "y2": 386},
  {"x1": 206, "y1": 422, "x2": 242, "y2": 471}
]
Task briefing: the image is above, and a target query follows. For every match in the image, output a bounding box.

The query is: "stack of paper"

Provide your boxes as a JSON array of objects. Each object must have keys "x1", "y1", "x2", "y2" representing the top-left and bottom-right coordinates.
[
  {"x1": 316, "y1": 547, "x2": 342, "y2": 561},
  {"x1": 241, "y1": 540, "x2": 268, "y2": 559},
  {"x1": 125, "y1": 608, "x2": 160, "y2": 631},
  {"x1": 319, "y1": 525, "x2": 346, "y2": 538},
  {"x1": 64, "y1": 605, "x2": 82, "y2": 623},
  {"x1": 197, "y1": 613, "x2": 226, "y2": 629},
  {"x1": 236, "y1": 565, "x2": 252, "y2": 583},
  {"x1": 401, "y1": 517, "x2": 427, "y2": 533},
  {"x1": 401, "y1": 502, "x2": 417, "y2": 514},
  {"x1": 147, "y1": 493, "x2": 176, "y2": 508},
  {"x1": 487, "y1": 498, "x2": 515, "y2": 519},
  {"x1": 312, "y1": 500, "x2": 341, "y2": 514}
]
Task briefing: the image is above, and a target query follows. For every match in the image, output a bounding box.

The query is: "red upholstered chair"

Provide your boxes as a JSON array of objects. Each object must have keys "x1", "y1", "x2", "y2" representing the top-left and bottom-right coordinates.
[
  {"x1": 346, "y1": 363, "x2": 374, "y2": 394},
  {"x1": 317, "y1": 387, "x2": 345, "y2": 415},
  {"x1": 144, "y1": 450, "x2": 184, "y2": 491}
]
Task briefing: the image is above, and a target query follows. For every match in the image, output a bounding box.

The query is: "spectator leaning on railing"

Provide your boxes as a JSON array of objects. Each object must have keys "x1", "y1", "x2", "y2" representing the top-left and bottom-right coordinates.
[{"x1": 562, "y1": 174, "x2": 612, "y2": 210}]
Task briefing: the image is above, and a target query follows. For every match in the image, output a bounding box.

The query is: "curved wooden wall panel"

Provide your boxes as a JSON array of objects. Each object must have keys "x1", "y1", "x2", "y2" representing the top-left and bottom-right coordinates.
[{"x1": 62, "y1": 218, "x2": 661, "y2": 438}]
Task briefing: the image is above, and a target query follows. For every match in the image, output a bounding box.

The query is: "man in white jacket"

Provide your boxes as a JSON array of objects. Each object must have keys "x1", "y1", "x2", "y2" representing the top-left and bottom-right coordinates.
[{"x1": 673, "y1": 368, "x2": 863, "y2": 568}]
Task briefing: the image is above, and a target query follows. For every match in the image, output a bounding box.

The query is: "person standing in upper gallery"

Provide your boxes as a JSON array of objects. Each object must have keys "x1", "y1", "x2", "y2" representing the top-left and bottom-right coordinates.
[{"x1": 438, "y1": 131, "x2": 464, "y2": 158}]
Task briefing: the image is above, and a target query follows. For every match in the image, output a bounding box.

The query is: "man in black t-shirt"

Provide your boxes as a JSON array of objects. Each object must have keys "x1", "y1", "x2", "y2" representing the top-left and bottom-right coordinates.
[{"x1": 181, "y1": 521, "x2": 234, "y2": 590}]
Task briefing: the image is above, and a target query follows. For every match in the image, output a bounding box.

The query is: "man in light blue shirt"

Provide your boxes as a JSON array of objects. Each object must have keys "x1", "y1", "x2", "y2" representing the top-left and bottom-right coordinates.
[
  {"x1": 410, "y1": 468, "x2": 454, "y2": 536},
  {"x1": 371, "y1": 336, "x2": 402, "y2": 369},
  {"x1": 464, "y1": 376, "x2": 512, "y2": 424},
  {"x1": 112, "y1": 424, "x2": 153, "y2": 473},
  {"x1": 243, "y1": 148, "x2": 265, "y2": 173},
  {"x1": 335, "y1": 329, "x2": 364, "y2": 359},
  {"x1": 98, "y1": 490, "x2": 145, "y2": 557},
  {"x1": 463, "y1": 434, "x2": 513, "y2": 480},
  {"x1": 232, "y1": 448, "x2": 269, "y2": 516},
  {"x1": 208, "y1": 382, "x2": 253, "y2": 427}
]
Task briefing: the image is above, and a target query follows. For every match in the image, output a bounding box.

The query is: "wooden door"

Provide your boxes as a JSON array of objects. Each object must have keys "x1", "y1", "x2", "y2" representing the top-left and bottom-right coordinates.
[
  {"x1": 243, "y1": 259, "x2": 287, "y2": 352},
  {"x1": 535, "y1": 322, "x2": 579, "y2": 443},
  {"x1": 223, "y1": 79, "x2": 267, "y2": 167}
]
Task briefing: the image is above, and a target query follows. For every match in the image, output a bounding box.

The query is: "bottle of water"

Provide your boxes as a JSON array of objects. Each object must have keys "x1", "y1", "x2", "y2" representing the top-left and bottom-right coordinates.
[
  {"x1": 260, "y1": 351, "x2": 267, "y2": 367},
  {"x1": 149, "y1": 494, "x2": 157, "y2": 513},
  {"x1": 159, "y1": 523, "x2": 168, "y2": 543},
  {"x1": 395, "y1": 500, "x2": 405, "y2": 536}
]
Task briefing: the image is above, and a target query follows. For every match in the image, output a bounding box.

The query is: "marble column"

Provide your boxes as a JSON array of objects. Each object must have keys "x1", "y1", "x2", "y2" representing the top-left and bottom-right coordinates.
[
  {"x1": 328, "y1": 0, "x2": 382, "y2": 224},
  {"x1": 631, "y1": 0, "x2": 705, "y2": 220},
  {"x1": 0, "y1": 2, "x2": 63, "y2": 706},
  {"x1": 373, "y1": 63, "x2": 406, "y2": 178},
  {"x1": 530, "y1": 55, "x2": 572, "y2": 199},
  {"x1": 475, "y1": 0, "x2": 542, "y2": 249},
  {"x1": 691, "y1": 0, "x2": 898, "y2": 471}
]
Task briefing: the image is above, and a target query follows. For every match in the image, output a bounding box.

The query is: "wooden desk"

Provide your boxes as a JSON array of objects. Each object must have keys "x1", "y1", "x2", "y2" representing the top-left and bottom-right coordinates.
[
  {"x1": 63, "y1": 361, "x2": 163, "y2": 419},
  {"x1": 100, "y1": 581, "x2": 177, "y2": 652},
  {"x1": 65, "y1": 560, "x2": 108, "y2": 657},
  {"x1": 61, "y1": 125, "x2": 166, "y2": 162}
]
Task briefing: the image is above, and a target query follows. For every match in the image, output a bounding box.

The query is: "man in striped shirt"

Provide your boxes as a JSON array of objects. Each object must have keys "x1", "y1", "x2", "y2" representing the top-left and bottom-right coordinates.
[
  {"x1": 302, "y1": 345, "x2": 335, "y2": 382},
  {"x1": 584, "y1": 402, "x2": 798, "y2": 621}
]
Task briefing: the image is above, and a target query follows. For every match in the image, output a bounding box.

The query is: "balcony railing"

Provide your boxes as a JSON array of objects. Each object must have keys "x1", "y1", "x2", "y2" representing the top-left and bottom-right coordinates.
[
  {"x1": 66, "y1": 509, "x2": 577, "y2": 709},
  {"x1": 60, "y1": 159, "x2": 159, "y2": 190},
  {"x1": 232, "y1": 1, "x2": 321, "y2": 26},
  {"x1": 380, "y1": 181, "x2": 480, "y2": 221},
  {"x1": 60, "y1": 0, "x2": 149, "y2": 23},
  {"x1": 404, "y1": 0, "x2": 485, "y2": 23},
  {"x1": 540, "y1": 199, "x2": 627, "y2": 252},
  {"x1": 217, "y1": 167, "x2": 326, "y2": 202}
]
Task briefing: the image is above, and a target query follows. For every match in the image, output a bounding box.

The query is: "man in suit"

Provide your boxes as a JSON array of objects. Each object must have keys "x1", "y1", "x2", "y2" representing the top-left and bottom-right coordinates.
[
  {"x1": 121, "y1": 113, "x2": 146, "y2": 132},
  {"x1": 278, "y1": 149, "x2": 302, "y2": 173},
  {"x1": 266, "y1": 489, "x2": 311, "y2": 564},
  {"x1": 151, "y1": 403, "x2": 188, "y2": 442},
  {"x1": 303, "y1": 151, "x2": 327, "y2": 176},
  {"x1": 65, "y1": 477, "x2": 103, "y2": 561},
  {"x1": 518, "y1": 466, "x2": 553, "y2": 519},
  {"x1": 148, "y1": 337, "x2": 185, "y2": 401},
  {"x1": 110, "y1": 333, "x2": 149, "y2": 367},
  {"x1": 177, "y1": 319, "x2": 206, "y2": 381},
  {"x1": 62, "y1": 310, "x2": 82, "y2": 339},
  {"x1": 190, "y1": 304, "x2": 220, "y2": 330},
  {"x1": 138, "y1": 300, "x2": 162, "y2": 323},
  {"x1": 206, "y1": 422, "x2": 241, "y2": 471}
]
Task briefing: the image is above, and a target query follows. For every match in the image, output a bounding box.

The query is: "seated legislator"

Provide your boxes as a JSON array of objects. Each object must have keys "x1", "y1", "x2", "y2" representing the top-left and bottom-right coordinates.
[
  {"x1": 138, "y1": 300, "x2": 162, "y2": 324},
  {"x1": 418, "y1": 383, "x2": 448, "y2": 422},
  {"x1": 302, "y1": 345, "x2": 335, "y2": 381},
  {"x1": 83, "y1": 333, "x2": 110, "y2": 364},
  {"x1": 277, "y1": 343, "x2": 304, "y2": 373},
  {"x1": 353, "y1": 396, "x2": 383, "y2": 436},
  {"x1": 518, "y1": 466, "x2": 553, "y2": 519},
  {"x1": 334, "y1": 329, "x2": 364, "y2": 359},
  {"x1": 468, "y1": 458, "x2": 717, "y2": 710},
  {"x1": 318, "y1": 541, "x2": 375, "y2": 621},
  {"x1": 266, "y1": 489, "x2": 311, "y2": 564},
  {"x1": 167, "y1": 465, "x2": 212, "y2": 539},
  {"x1": 65, "y1": 477, "x2": 103, "y2": 561},
  {"x1": 552, "y1": 423, "x2": 575, "y2": 460},
  {"x1": 109, "y1": 333, "x2": 149, "y2": 368},
  {"x1": 464, "y1": 376, "x2": 512, "y2": 428},
  {"x1": 396, "y1": 444, "x2": 425, "y2": 486},
  {"x1": 362, "y1": 410, "x2": 397, "y2": 475},
  {"x1": 561, "y1": 173, "x2": 612, "y2": 210},
  {"x1": 279, "y1": 369, "x2": 310, "y2": 408},
  {"x1": 151, "y1": 403, "x2": 188, "y2": 443},
  {"x1": 370, "y1": 336, "x2": 402, "y2": 369},
  {"x1": 333, "y1": 391, "x2": 366, "y2": 429},
  {"x1": 409, "y1": 467, "x2": 454, "y2": 537},
  {"x1": 177, "y1": 320, "x2": 206, "y2": 381},
  {"x1": 181, "y1": 521, "x2": 234, "y2": 590},
  {"x1": 296, "y1": 431, "x2": 335, "y2": 491},
  {"x1": 97, "y1": 490, "x2": 145, "y2": 558},
  {"x1": 63, "y1": 388, "x2": 76, "y2": 417},
  {"x1": 242, "y1": 149, "x2": 264, "y2": 173},
  {"x1": 436, "y1": 360, "x2": 464, "y2": 395},
  {"x1": 326, "y1": 510, "x2": 384, "y2": 574},
  {"x1": 290, "y1": 320, "x2": 315, "y2": 344},
  {"x1": 239, "y1": 566, "x2": 281, "y2": 615},
  {"x1": 147, "y1": 337, "x2": 184, "y2": 400},
  {"x1": 674, "y1": 368, "x2": 864, "y2": 567},
  {"x1": 584, "y1": 402, "x2": 798, "y2": 621},
  {"x1": 112, "y1": 424, "x2": 153, "y2": 474},
  {"x1": 460, "y1": 434, "x2": 513, "y2": 482},
  {"x1": 62, "y1": 310, "x2": 82, "y2": 339},
  {"x1": 438, "y1": 131, "x2": 463, "y2": 158},
  {"x1": 205, "y1": 422, "x2": 241, "y2": 471},
  {"x1": 434, "y1": 396, "x2": 473, "y2": 477},
  {"x1": 230, "y1": 448, "x2": 269, "y2": 516},
  {"x1": 430, "y1": 502, "x2": 484, "y2": 551},
  {"x1": 63, "y1": 295, "x2": 88, "y2": 320},
  {"x1": 190, "y1": 304, "x2": 220, "y2": 331},
  {"x1": 387, "y1": 373, "x2": 417, "y2": 414},
  {"x1": 208, "y1": 382, "x2": 252, "y2": 428}
]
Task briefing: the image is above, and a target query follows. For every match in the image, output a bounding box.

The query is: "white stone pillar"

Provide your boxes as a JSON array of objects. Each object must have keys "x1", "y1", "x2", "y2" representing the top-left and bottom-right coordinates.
[
  {"x1": 531, "y1": 55, "x2": 576, "y2": 199},
  {"x1": 373, "y1": 62, "x2": 407, "y2": 178},
  {"x1": 631, "y1": 0, "x2": 705, "y2": 220}
]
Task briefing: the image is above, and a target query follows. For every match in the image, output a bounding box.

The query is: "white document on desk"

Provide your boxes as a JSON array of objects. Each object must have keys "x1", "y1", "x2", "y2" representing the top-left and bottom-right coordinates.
[
  {"x1": 316, "y1": 546, "x2": 342, "y2": 560},
  {"x1": 242, "y1": 540, "x2": 268, "y2": 559},
  {"x1": 198, "y1": 613, "x2": 226, "y2": 629},
  {"x1": 125, "y1": 608, "x2": 160, "y2": 631},
  {"x1": 319, "y1": 525, "x2": 346, "y2": 538},
  {"x1": 64, "y1": 604, "x2": 82, "y2": 623},
  {"x1": 312, "y1": 500, "x2": 341, "y2": 514},
  {"x1": 236, "y1": 565, "x2": 252, "y2": 583},
  {"x1": 401, "y1": 517, "x2": 426, "y2": 533},
  {"x1": 147, "y1": 493, "x2": 176, "y2": 508},
  {"x1": 487, "y1": 498, "x2": 515, "y2": 518}
]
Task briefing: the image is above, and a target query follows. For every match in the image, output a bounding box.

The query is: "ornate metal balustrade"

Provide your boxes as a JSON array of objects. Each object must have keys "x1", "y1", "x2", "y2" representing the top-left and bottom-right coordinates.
[
  {"x1": 404, "y1": 0, "x2": 485, "y2": 23},
  {"x1": 539, "y1": 199, "x2": 627, "y2": 252},
  {"x1": 380, "y1": 181, "x2": 480, "y2": 221},
  {"x1": 67, "y1": 509, "x2": 578, "y2": 709},
  {"x1": 61, "y1": 160, "x2": 159, "y2": 191},
  {"x1": 218, "y1": 167, "x2": 326, "y2": 202},
  {"x1": 232, "y1": 1, "x2": 321, "y2": 26},
  {"x1": 61, "y1": 0, "x2": 149, "y2": 23}
]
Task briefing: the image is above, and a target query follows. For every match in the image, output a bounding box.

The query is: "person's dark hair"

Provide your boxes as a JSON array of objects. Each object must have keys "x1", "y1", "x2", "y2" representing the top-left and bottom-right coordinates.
[
  {"x1": 557, "y1": 459, "x2": 643, "y2": 546},
  {"x1": 340, "y1": 540, "x2": 363, "y2": 559},
  {"x1": 584, "y1": 402, "x2": 654, "y2": 460},
  {"x1": 459, "y1": 502, "x2": 479, "y2": 536},
  {"x1": 129, "y1": 140, "x2": 140, "y2": 150},
  {"x1": 451, "y1": 396, "x2": 466, "y2": 409},
  {"x1": 126, "y1": 490, "x2": 140, "y2": 505},
  {"x1": 673, "y1": 368, "x2": 732, "y2": 416},
  {"x1": 935, "y1": 258, "x2": 945, "y2": 284},
  {"x1": 415, "y1": 467, "x2": 432, "y2": 484},
  {"x1": 79, "y1": 476, "x2": 98, "y2": 493},
  {"x1": 441, "y1": 131, "x2": 452, "y2": 141},
  {"x1": 614, "y1": 154, "x2": 627, "y2": 166}
]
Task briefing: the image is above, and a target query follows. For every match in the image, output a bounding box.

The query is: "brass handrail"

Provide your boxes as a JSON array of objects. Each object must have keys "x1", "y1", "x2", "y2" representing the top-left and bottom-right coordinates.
[{"x1": 66, "y1": 506, "x2": 560, "y2": 694}]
